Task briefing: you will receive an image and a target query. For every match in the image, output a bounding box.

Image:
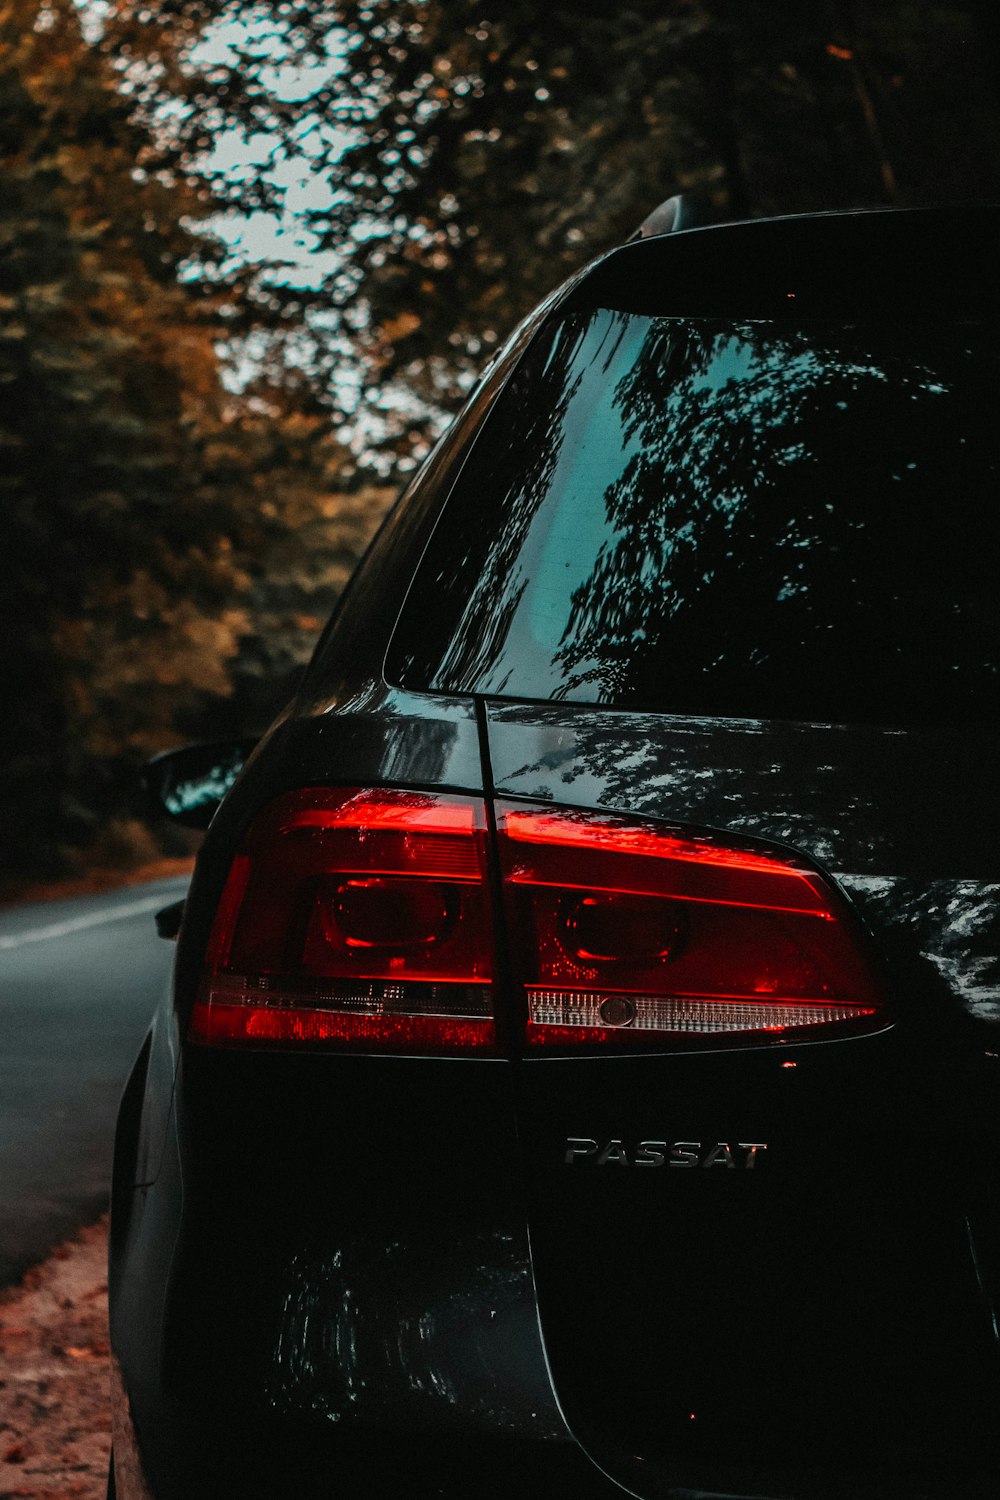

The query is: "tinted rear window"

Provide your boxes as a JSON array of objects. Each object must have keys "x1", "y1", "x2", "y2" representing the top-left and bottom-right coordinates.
[{"x1": 388, "y1": 310, "x2": 999, "y2": 725}]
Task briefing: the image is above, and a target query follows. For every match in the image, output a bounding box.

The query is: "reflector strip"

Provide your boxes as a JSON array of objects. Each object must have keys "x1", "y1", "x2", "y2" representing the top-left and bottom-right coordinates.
[
  {"x1": 527, "y1": 988, "x2": 878, "y2": 1035},
  {"x1": 200, "y1": 974, "x2": 493, "y2": 1013}
]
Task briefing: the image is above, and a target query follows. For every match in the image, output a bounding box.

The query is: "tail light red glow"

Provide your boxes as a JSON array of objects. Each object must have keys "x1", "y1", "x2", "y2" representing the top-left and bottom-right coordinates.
[
  {"x1": 191, "y1": 788, "x2": 883, "y2": 1053},
  {"x1": 191, "y1": 788, "x2": 495, "y2": 1052},
  {"x1": 497, "y1": 803, "x2": 883, "y2": 1048}
]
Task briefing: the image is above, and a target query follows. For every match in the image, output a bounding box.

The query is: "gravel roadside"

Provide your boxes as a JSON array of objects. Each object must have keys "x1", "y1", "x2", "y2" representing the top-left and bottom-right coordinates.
[{"x1": 0, "y1": 1219, "x2": 110, "y2": 1498}]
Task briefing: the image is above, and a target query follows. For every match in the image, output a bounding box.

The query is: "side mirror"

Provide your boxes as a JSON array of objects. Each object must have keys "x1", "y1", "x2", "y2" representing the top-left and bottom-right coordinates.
[{"x1": 142, "y1": 741, "x2": 257, "y2": 829}]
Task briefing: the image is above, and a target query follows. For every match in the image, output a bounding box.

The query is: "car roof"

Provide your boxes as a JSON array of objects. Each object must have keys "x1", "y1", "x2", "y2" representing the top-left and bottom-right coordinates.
[{"x1": 561, "y1": 205, "x2": 1000, "y2": 321}]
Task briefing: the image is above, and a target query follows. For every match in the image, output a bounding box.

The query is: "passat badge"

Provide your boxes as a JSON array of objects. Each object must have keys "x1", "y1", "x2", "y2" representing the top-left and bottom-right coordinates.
[{"x1": 564, "y1": 1138, "x2": 768, "y2": 1168}]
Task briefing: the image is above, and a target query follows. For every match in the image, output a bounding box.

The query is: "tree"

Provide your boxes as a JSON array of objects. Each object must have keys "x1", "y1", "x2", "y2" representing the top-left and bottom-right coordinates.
[
  {"x1": 6, "y1": 0, "x2": 999, "y2": 878},
  {"x1": 0, "y1": 0, "x2": 236, "y2": 873},
  {"x1": 0, "y1": 0, "x2": 382, "y2": 879},
  {"x1": 102, "y1": 1, "x2": 1000, "y2": 438}
]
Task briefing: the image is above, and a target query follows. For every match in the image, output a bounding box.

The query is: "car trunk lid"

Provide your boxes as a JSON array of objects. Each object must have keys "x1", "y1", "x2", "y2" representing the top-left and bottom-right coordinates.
[{"x1": 484, "y1": 701, "x2": 1000, "y2": 1485}]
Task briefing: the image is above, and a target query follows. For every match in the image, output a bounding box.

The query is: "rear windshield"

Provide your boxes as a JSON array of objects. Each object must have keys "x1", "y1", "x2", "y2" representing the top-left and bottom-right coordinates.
[{"x1": 387, "y1": 311, "x2": 999, "y2": 725}]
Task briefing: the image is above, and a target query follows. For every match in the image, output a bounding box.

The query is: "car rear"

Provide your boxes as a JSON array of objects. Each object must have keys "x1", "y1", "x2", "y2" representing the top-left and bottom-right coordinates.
[{"x1": 110, "y1": 207, "x2": 1000, "y2": 1499}]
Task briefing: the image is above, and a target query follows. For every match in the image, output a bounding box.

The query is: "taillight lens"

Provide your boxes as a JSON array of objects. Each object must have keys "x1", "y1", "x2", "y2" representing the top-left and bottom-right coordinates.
[
  {"x1": 497, "y1": 803, "x2": 883, "y2": 1048},
  {"x1": 191, "y1": 788, "x2": 495, "y2": 1052},
  {"x1": 192, "y1": 788, "x2": 883, "y2": 1054}
]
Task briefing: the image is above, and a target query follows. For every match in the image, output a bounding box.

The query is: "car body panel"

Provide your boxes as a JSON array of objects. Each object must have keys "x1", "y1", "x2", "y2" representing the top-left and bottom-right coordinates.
[
  {"x1": 110, "y1": 206, "x2": 1000, "y2": 1499},
  {"x1": 485, "y1": 705, "x2": 1000, "y2": 885},
  {"x1": 482, "y1": 700, "x2": 1000, "y2": 1491},
  {"x1": 110, "y1": 688, "x2": 611, "y2": 1498}
]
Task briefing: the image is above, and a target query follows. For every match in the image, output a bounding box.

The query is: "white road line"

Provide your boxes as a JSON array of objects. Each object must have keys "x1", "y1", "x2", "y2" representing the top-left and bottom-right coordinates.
[{"x1": 0, "y1": 895, "x2": 175, "y2": 950}]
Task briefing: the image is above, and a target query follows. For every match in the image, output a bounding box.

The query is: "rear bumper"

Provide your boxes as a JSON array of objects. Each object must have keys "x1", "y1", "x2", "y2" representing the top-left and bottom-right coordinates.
[
  {"x1": 110, "y1": 1049, "x2": 599, "y2": 1497},
  {"x1": 111, "y1": 1047, "x2": 1000, "y2": 1500},
  {"x1": 110, "y1": 1405, "x2": 624, "y2": 1500},
  {"x1": 111, "y1": 1374, "x2": 1000, "y2": 1500}
]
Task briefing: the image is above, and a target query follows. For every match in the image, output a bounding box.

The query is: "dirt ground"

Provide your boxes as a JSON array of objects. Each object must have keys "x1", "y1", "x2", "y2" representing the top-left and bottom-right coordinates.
[{"x1": 0, "y1": 1220, "x2": 110, "y2": 1499}]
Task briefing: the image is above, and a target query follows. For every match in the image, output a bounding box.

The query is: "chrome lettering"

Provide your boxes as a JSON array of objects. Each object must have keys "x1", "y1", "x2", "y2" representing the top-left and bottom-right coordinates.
[
  {"x1": 738, "y1": 1141, "x2": 768, "y2": 1168},
  {"x1": 564, "y1": 1137, "x2": 599, "y2": 1164},
  {"x1": 564, "y1": 1137, "x2": 769, "y2": 1167},
  {"x1": 702, "y1": 1143, "x2": 736, "y2": 1169},
  {"x1": 669, "y1": 1142, "x2": 701, "y2": 1168}
]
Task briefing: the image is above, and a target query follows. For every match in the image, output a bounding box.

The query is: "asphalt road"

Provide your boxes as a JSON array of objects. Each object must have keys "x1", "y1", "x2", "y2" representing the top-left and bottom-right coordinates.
[{"x1": 0, "y1": 876, "x2": 187, "y2": 1284}]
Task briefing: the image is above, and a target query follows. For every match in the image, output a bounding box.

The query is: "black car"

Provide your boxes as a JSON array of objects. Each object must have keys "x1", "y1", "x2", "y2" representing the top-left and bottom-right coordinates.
[{"x1": 109, "y1": 205, "x2": 1000, "y2": 1500}]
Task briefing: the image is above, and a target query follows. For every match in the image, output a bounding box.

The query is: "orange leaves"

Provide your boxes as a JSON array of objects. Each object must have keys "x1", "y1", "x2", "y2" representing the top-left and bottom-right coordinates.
[{"x1": 378, "y1": 309, "x2": 421, "y2": 342}]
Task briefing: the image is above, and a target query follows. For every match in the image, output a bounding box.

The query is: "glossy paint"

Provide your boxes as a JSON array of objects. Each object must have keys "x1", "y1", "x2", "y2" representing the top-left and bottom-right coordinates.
[
  {"x1": 110, "y1": 209, "x2": 1000, "y2": 1500},
  {"x1": 484, "y1": 700, "x2": 1000, "y2": 1494},
  {"x1": 110, "y1": 689, "x2": 608, "y2": 1499}
]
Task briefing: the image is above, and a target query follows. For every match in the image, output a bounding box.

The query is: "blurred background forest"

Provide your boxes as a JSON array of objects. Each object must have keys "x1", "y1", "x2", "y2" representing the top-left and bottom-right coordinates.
[{"x1": 2, "y1": 0, "x2": 999, "y2": 886}]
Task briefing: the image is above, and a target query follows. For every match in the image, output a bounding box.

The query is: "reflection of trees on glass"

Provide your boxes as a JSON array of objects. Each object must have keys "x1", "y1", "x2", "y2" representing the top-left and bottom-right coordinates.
[
  {"x1": 554, "y1": 321, "x2": 996, "y2": 721},
  {"x1": 397, "y1": 310, "x2": 997, "y2": 727},
  {"x1": 394, "y1": 312, "x2": 616, "y2": 692}
]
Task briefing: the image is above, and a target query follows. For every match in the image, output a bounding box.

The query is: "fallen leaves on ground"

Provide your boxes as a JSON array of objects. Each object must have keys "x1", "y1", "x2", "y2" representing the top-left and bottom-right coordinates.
[{"x1": 0, "y1": 1219, "x2": 110, "y2": 1497}]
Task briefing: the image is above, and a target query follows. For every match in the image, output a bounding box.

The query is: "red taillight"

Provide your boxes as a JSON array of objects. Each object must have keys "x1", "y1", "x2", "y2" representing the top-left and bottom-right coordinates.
[
  {"x1": 497, "y1": 803, "x2": 883, "y2": 1048},
  {"x1": 191, "y1": 788, "x2": 495, "y2": 1052},
  {"x1": 192, "y1": 788, "x2": 883, "y2": 1054}
]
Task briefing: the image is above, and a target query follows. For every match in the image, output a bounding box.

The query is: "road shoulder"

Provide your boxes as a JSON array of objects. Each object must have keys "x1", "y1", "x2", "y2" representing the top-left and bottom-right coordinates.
[{"x1": 0, "y1": 1218, "x2": 110, "y2": 1498}]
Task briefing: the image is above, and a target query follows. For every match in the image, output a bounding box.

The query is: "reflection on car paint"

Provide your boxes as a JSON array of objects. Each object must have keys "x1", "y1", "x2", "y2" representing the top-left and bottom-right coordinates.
[
  {"x1": 841, "y1": 876, "x2": 1000, "y2": 1025},
  {"x1": 485, "y1": 705, "x2": 998, "y2": 873},
  {"x1": 267, "y1": 1233, "x2": 565, "y2": 1438},
  {"x1": 485, "y1": 706, "x2": 1000, "y2": 1026}
]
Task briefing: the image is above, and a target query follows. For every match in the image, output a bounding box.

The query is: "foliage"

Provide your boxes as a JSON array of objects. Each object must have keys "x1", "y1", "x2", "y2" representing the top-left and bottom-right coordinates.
[
  {"x1": 4, "y1": 0, "x2": 1000, "y2": 879},
  {"x1": 100, "y1": 0, "x2": 1000, "y2": 431},
  {"x1": 0, "y1": 0, "x2": 380, "y2": 879}
]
